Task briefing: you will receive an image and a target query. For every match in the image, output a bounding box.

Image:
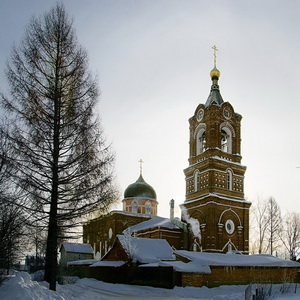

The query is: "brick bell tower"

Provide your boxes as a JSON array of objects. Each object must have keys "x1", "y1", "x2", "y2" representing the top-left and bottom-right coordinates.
[{"x1": 182, "y1": 46, "x2": 251, "y2": 254}]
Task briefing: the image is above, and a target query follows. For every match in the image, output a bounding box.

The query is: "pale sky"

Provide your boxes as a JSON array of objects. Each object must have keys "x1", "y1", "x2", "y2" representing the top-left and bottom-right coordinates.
[{"x1": 1, "y1": 0, "x2": 300, "y2": 219}]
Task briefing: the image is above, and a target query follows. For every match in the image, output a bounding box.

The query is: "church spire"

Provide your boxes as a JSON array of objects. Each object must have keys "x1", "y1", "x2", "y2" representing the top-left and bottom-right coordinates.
[{"x1": 205, "y1": 45, "x2": 224, "y2": 107}]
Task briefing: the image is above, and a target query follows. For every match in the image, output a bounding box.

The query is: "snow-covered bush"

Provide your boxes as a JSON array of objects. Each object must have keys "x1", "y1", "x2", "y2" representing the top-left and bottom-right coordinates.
[{"x1": 30, "y1": 270, "x2": 45, "y2": 282}]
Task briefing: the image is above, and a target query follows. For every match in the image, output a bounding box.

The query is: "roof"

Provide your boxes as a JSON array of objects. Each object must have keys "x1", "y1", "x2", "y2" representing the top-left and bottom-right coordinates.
[
  {"x1": 67, "y1": 259, "x2": 99, "y2": 266},
  {"x1": 204, "y1": 67, "x2": 224, "y2": 108},
  {"x1": 60, "y1": 242, "x2": 94, "y2": 254},
  {"x1": 91, "y1": 261, "x2": 126, "y2": 268},
  {"x1": 205, "y1": 84, "x2": 224, "y2": 107},
  {"x1": 139, "y1": 260, "x2": 211, "y2": 274},
  {"x1": 124, "y1": 174, "x2": 157, "y2": 200},
  {"x1": 175, "y1": 251, "x2": 300, "y2": 268},
  {"x1": 124, "y1": 216, "x2": 180, "y2": 234},
  {"x1": 117, "y1": 235, "x2": 175, "y2": 263}
]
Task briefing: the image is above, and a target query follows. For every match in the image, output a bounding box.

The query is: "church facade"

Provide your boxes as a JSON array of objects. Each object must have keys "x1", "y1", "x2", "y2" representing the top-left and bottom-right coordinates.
[{"x1": 83, "y1": 48, "x2": 251, "y2": 256}]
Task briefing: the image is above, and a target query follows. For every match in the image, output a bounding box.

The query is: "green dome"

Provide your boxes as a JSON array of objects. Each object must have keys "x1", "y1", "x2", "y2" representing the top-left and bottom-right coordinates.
[{"x1": 124, "y1": 175, "x2": 157, "y2": 200}]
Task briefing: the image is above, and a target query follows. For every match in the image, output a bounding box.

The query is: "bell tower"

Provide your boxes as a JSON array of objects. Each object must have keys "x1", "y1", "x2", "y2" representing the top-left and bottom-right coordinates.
[{"x1": 182, "y1": 46, "x2": 251, "y2": 254}]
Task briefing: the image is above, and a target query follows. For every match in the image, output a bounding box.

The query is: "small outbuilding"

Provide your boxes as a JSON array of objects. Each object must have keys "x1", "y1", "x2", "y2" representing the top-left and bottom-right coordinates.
[{"x1": 59, "y1": 242, "x2": 94, "y2": 267}]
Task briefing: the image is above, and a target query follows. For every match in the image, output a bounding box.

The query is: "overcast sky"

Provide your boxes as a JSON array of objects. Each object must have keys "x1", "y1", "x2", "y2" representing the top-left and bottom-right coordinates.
[{"x1": 1, "y1": 0, "x2": 300, "y2": 218}]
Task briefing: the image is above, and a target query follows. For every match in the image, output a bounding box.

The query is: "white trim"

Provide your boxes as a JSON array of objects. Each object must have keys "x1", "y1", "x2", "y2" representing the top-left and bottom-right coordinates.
[
  {"x1": 220, "y1": 121, "x2": 236, "y2": 137},
  {"x1": 181, "y1": 197, "x2": 251, "y2": 211},
  {"x1": 193, "y1": 170, "x2": 200, "y2": 192},
  {"x1": 219, "y1": 208, "x2": 242, "y2": 226},
  {"x1": 184, "y1": 192, "x2": 250, "y2": 204},
  {"x1": 196, "y1": 128, "x2": 206, "y2": 155},
  {"x1": 187, "y1": 157, "x2": 246, "y2": 168},
  {"x1": 193, "y1": 123, "x2": 206, "y2": 139},
  {"x1": 221, "y1": 239, "x2": 238, "y2": 252},
  {"x1": 186, "y1": 168, "x2": 244, "y2": 180},
  {"x1": 226, "y1": 168, "x2": 233, "y2": 191}
]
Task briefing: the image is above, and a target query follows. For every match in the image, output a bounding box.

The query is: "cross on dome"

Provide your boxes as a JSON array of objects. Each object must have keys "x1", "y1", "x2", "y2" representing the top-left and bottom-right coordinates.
[
  {"x1": 139, "y1": 159, "x2": 144, "y2": 175},
  {"x1": 212, "y1": 45, "x2": 218, "y2": 68}
]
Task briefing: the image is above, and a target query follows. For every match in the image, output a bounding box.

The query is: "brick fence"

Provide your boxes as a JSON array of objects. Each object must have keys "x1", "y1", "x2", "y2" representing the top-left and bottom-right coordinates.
[{"x1": 181, "y1": 266, "x2": 300, "y2": 287}]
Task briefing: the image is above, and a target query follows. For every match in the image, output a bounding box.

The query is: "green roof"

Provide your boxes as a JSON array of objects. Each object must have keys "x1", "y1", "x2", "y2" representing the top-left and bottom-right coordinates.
[{"x1": 124, "y1": 175, "x2": 157, "y2": 200}]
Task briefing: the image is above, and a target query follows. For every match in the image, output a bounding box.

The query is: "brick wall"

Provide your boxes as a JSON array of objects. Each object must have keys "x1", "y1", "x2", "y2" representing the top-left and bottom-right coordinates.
[
  {"x1": 136, "y1": 227, "x2": 184, "y2": 250},
  {"x1": 181, "y1": 266, "x2": 300, "y2": 287},
  {"x1": 83, "y1": 212, "x2": 150, "y2": 257}
]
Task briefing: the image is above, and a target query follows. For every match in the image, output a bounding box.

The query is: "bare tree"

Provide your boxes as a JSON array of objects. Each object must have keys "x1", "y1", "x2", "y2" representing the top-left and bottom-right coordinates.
[
  {"x1": 0, "y1": 127, "x2": 26, "y2": 276},
  {"x1": 280, "y1": 212, "x2": 300, "y2": 260},
  {"x1": 0, "y1": 200, "x2": 26, "y2": 275},
  {"x1": 1, "y1": 4, "x2": 117, "y2": 290},
  {"x1": 30, "y1": 222, "x2": 47, "y2": 264},
  {"x1": 251, "y1": 197, "x2": 282, "y2": 255},
  {"x1": 266, "y1": 197, "x2": 281, "y2": 255},
  {"x1": 251, "y1": 197, "x2": 269, "y2": 254}
]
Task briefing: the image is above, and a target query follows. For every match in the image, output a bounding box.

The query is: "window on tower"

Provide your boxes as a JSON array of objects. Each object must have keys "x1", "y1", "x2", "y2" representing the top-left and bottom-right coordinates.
[
  {"x1": 197, "y1": 130, "x2": 206, "y2": 155},
  {"x1": 221, "y1": 130, "x2": 228, "y2": 152},
  {"x1": 227, "y1": 169, "x2": 233, "y2": 190},
  {"x1": 220, "y1": 127, "x2": 232, "y2": 153},
  {"x1": 194, "y1": 171, "x2": 200, "y2": 192}
]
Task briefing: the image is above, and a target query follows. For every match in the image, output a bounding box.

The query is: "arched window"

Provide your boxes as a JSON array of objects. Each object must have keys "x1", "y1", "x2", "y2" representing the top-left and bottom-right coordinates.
[
  {"x1": 226, "y1": 169, "x2": 233, "y2": 190},
  {"x1": 132, "y1": 200, "x2": 138, "y2": 213},
  {"x1": 194, "y1": 171, "x2": 200, "y2": 192},
  {"x1": 145, "y1": 201, "x2": 151, "y2": 214},
  {"x1": 196, "y1": 129, "x2": 206, "y2": 155},
  {"x1": 221, "y1": 130, "x2": 228, "y2": 152},
  {"x1": 220, "y1": 127, "x2": 232, "y2": 153}
]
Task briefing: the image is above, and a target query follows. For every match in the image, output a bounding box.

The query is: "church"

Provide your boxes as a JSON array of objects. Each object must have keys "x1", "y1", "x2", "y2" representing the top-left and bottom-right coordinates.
[{"x1": 83, "y1": 46, "x2": 251, "y2": 256}]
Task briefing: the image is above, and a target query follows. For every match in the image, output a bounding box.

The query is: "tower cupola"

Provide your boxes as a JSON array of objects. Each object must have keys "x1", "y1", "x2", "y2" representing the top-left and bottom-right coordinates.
[
  {"x1": 210, "y1": 66, "x2": 220, "y2": 79},
  {"x1": 205, "y1": 45, "x2": 224, "y2": 107}
]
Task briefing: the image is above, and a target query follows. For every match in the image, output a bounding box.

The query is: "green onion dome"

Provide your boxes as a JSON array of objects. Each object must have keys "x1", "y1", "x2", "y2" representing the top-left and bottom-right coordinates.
[{"x1": 124, "y1": 175, "x2": 157, "y2": 200}]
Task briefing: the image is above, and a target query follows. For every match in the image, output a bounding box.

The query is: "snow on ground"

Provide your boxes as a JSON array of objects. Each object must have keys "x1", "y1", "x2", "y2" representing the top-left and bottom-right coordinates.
[{"x1": 0, "y1": 271, "x2": 300, "y2": 299}]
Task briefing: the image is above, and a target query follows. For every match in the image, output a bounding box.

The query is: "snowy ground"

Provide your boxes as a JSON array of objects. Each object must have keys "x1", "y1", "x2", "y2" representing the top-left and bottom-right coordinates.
[{"x1": 0, "y1": 271, "x2": 300, "y2": 299}]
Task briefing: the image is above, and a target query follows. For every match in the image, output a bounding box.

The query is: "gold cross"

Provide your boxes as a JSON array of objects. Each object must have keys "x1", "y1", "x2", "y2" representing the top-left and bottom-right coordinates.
[
  {"x1": 138, "y1": 159, "x2": 144, "y2": 175},
  {"x1": 212, "y1": 45, "x2": 218, "y2": 67}
]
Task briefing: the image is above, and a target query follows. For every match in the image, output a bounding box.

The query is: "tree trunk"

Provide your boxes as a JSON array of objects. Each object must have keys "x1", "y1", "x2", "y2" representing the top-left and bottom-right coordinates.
[{"x1": 44, "y1": 73, "x2": 60, "y2": 290}]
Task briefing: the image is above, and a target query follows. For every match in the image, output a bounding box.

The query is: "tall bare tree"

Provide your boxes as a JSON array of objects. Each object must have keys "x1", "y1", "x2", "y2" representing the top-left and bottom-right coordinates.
[
  {"x1": 280, "y1": 212, "x2": 300, "y2": 260},
  {"x1": 251, "y1": 197, "x2": 282, "y2": 255},
  {"x1": 266, "y1": 197, "x2": 281, "y2": 255},
  {"x1": 1, "y1": 4, "x2": 117, "y2": 290},
  {"x1": 251, "y1": 197, "x2": 269, "y2": 254}
]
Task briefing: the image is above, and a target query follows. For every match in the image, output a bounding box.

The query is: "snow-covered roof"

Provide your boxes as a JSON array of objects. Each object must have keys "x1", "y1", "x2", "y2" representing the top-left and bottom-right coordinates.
[
  {"x1": 61, "y1": 242, "x2": 94, "y2": 254},
  {"x1": 124, "y1": 216, "x2": 180, "y2": 234},
  {"x1": 139, "y1": 260, "x2": 211, "y2": 274},
  {"x1": 67, "y1": 259, "x2": 99, "y2": 266},
  {"x1": 91, "y1": 261, "x2": 126, "y2": 268},
  {"x1": 175, "y1": 251, "x2": 300, "y2": 268},
  {"x1": 117, "y1": 235, "x2": 175, "y2": 263}
]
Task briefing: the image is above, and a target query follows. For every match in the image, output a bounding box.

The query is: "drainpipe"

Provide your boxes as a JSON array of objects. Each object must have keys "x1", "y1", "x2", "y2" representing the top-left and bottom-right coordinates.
[{"x1": 170, "y1": 199, "x2": 174, "y2": 221}]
